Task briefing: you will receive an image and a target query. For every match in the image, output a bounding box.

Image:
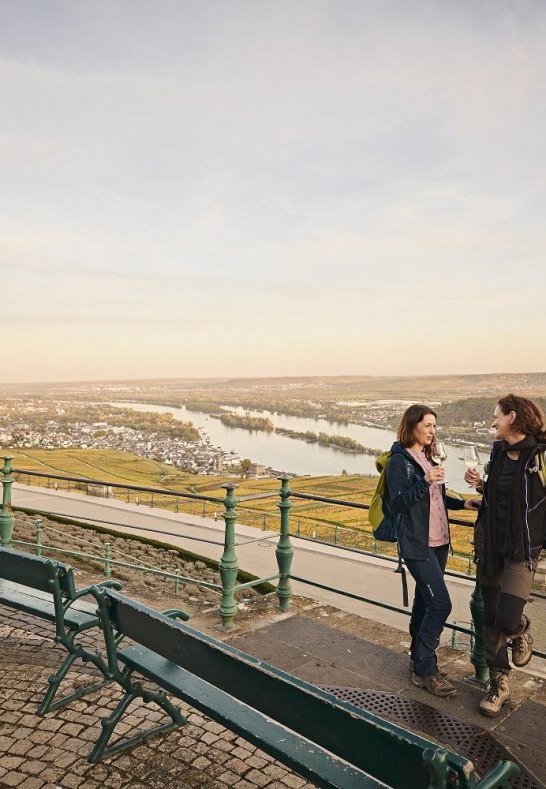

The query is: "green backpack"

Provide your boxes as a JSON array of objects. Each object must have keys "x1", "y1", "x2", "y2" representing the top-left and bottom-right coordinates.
[{"x1": 369, "y1": 450, "x2": 413, "y2": 542}]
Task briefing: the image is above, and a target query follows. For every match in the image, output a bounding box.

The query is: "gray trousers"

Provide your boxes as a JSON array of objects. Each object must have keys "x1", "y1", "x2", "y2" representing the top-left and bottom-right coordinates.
[{"x1": 478, "y1": 549, "x2": 541, "y2": 672}]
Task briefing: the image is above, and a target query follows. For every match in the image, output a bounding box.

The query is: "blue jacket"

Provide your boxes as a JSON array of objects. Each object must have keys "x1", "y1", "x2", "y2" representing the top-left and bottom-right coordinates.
[{"x1": 385, "y1": 441, "x2": 465, "y2": 560}]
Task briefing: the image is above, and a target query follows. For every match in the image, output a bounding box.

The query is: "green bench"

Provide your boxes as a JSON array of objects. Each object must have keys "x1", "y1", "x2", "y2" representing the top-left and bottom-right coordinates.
[
  {"x1": 89, "y1": 587, "x2": 519, "y2": 789},
  {"x1": 0, "y1": 546, "x2": 120, "y2": 715}
]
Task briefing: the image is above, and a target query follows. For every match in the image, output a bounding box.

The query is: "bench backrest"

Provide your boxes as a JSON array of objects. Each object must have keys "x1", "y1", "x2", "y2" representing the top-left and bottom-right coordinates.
[
  {"x1": 0, "y1": 547, "x2": 77, "y2": 598},
  {"x1": 100, "y1": 589, "x2": 474, "y2": 789}
]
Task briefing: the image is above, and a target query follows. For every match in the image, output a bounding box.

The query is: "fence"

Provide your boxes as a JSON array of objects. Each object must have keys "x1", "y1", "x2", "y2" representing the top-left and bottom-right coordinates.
[{"x1": 2, "y1": 455, "x2": 546, "y2": 676}]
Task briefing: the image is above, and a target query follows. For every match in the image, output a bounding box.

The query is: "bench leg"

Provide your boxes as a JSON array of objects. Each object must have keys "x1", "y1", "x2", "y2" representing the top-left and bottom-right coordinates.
[
  {"x1": 37, "y1": 644, "x2": 111, "y2": 716},
  {"x1": 87, "y1": 672, "x2": 187, "y2": 763}
]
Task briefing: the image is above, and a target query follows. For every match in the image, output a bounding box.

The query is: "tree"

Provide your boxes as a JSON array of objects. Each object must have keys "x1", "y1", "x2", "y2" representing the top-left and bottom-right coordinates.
[{"x1": 240, "y1": 458, "x2": 252, "y2": 478}]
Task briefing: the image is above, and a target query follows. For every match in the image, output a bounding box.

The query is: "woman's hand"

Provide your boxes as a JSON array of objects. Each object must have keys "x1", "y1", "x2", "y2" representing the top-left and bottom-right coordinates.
[
  {"x1": 424, "y1": 466, "x2": 445, "y2": 484},
  {"x1": 464, "y1": 499, "x2": 481, "y2": 511},
  {"x1": 464, "y1": 468, "x2": 482, "y2": 488}
]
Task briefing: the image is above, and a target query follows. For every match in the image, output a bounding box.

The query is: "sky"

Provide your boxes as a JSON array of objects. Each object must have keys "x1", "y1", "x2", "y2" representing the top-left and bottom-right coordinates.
[{"x1": 1, "y1": 0, "x2": 545, "y2": 382}]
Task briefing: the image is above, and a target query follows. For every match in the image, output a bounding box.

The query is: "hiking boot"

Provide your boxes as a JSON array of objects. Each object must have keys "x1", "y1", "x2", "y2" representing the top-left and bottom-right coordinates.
[
  {"x1": 511, "y1": 621, "x2": 533, "y2": 668},
  {"x1": 412, "y1": 672, "x2": 457, "y2": 697},
  {"x1": 479, "y1": 672, "x2": 510, "y2": 717}
]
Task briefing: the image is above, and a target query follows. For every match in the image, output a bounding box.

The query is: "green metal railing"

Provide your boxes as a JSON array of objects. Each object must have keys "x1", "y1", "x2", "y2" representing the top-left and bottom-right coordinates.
[{"x1": 3, "y1": 456, "x2": 546, "y2": 674}]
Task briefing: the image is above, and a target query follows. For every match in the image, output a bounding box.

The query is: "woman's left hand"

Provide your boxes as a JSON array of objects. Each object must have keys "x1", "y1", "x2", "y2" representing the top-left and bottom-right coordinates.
[{"x1": 463, "y1": 499, "x2": 481, "y2": 511}]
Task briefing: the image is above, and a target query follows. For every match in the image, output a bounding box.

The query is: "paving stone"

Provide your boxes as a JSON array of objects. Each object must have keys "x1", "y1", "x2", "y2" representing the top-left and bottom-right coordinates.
[
  {"x1": 226, "y1": 757, "x2": 250, "y2": 776},
  {"x1": 19, "y1": 777, "x2": 45, "y2": 789},
  {"x1": 244, "y1": 769, "x2": 272, "y2": 787},
  {"x1": 0, "y1": 757, "x2": 25, "y2": 770},
  {"x1": 279, "y1": 775, "x2": 308, "y2": 788},
  {"x1": 263, "y1": 764, "x2": 289, "y2": 780},
  {"x1": 1, "y1": 771, "x2": 28, "y2": 787},
  {"x1": 232, "y1": 746, "x2": 254, "y2": 761},
  {"x1": 191, "y1": 756, "x2": 212, "y2": 770},
  {"x1": 9, "y1": 739, "x2": 34, "y2": 756},
  {"x1": 246, "y1": 755, "x2": 268, "y2": 770},
  {"x1": 0, "y1": 735, "x2": 16, "y2": 752},
  {"x1": 26, "y1": 745, "x2": 50, "y2": 759}
]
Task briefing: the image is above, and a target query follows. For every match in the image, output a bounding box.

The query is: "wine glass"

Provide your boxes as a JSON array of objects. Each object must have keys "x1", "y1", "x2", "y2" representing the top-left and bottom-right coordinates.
[
  {"x1": 431, "y1": 441, "x2": 448, "y2": 484},
  {"x1": 463, "y1": 446, "x2": 480, "y2": 487}
]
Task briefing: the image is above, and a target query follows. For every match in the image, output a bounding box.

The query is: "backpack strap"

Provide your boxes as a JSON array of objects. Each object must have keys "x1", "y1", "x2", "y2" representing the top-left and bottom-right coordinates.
[{"x1": 394, "y1": 458, "x2": 413, "y2": 608}]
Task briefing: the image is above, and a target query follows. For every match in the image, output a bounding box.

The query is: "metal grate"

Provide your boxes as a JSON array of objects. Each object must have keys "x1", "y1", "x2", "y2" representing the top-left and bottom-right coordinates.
[{"x1": 323, "y1": 686, "x2": 543, "y2": 789}]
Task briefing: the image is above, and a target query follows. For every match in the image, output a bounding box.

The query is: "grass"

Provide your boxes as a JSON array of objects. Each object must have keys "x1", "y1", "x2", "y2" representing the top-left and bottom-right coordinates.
[{"x1": 7, "y1": 448, "x2": 477, "y2": 573}]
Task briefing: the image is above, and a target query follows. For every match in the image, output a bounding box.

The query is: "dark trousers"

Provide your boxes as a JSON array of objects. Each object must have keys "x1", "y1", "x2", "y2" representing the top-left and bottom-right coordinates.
[
  {"x1": 405, "y1": 545, "x2": 451, "y2": 678},
  {"x1": 478, "y1": 549, "x2": 540, "y2": 673}
]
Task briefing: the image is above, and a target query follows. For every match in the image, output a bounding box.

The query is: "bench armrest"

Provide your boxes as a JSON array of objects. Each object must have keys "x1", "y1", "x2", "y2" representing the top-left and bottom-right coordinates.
[
  {"x1": 70, "y1": 580, "x2": 122, "y2": 603},
  {"x1": 161, "y1": 609, "x2": 190, "y2": 622}
]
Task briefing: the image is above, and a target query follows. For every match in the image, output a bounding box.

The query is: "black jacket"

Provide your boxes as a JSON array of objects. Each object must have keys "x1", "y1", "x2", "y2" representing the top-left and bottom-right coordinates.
[
  {"x1": 474, "y1": 439, "x2": 546, "y2": 568},
  {"x1": 386, "y1": 441, "x2": 465, "y2": 561}
]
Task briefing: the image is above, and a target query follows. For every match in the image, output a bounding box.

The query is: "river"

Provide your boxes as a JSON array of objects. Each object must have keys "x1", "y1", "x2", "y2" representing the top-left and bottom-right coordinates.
[{"x1": 114, "y1": 401, "x2": 482, "y2": 489}]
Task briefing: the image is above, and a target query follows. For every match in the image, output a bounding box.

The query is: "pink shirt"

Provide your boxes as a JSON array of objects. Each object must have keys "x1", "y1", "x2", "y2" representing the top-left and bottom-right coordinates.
[{"x1": 407, "y1": 449, "x2": 450, "y2": 548}]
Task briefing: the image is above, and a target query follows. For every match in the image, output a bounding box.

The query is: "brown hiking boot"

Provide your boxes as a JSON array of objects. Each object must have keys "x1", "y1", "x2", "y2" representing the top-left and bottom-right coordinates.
[
  {"x1": 511, "y1": 621, "x2": 533, "y2": 668},
  {"x1": 479, "y1": 672, "x2": 510, "y2": 717},
  {"x1": 412, "y1": 672, "x2": 457, "y2": 697}
]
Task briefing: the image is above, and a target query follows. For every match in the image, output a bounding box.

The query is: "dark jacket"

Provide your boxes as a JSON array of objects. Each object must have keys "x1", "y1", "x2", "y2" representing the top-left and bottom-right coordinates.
[
  {"x1": 474, "y1": 440, "x2": 546, "y2": 569},
  {"x1": 386, "y1": 441, "x2": 465, "y2": 561}
]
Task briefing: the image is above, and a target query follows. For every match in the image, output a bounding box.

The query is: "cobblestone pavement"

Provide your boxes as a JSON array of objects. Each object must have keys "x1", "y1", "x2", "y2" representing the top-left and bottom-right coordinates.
[{"x1": 0, "y1": 604, "x2": 316, "y2": 789}]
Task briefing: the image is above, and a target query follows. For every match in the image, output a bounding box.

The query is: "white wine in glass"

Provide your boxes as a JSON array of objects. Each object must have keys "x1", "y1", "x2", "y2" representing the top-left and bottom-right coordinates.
[
  {"x1": 431, "y1": 441, "x2": 448, "y2": 484},
  {"x1": 464, "y1": 446, "x2": 480, "y2": 486}
]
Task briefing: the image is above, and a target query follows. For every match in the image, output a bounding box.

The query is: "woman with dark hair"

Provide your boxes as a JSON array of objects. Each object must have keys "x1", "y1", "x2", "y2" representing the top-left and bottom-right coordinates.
[
  {"x1": 386, "y1": 404, "x2": 475, "y2": 697},
  {"x1": 465, "y1": 394, "x2": 546, "y2": 716}
]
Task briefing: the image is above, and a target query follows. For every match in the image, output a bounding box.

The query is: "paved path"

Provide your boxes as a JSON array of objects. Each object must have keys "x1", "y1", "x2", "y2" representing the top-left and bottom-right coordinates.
[{"x1": 11, "y1": 483, "x2": 546, "y2": 659}]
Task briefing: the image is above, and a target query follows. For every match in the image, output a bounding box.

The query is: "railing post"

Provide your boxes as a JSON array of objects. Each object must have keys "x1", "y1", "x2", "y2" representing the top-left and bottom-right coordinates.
[
  {"x1": 262, "y1": 513, "x2": 267, "y2": 531},
  {"x1": 276, "y1": 475, "x2": 293, "y2": 612},
  {"x1": 174, "y1": 568, "x2": 180, "y2": 595},
  {"x1": 0, "y1": 456, "x2": 15, "y2": 547},
  {"x1": 35, "y1": 517, "x2": 43, "y2": 556},
  {"x1": 103, "y1": 542, "x2": 111, "y2": 577},
  {"x1": 175, "y1": 497, "x2": 179, "y2": 513},
  {"x1": 219, "y1": 483, "x2": 239, "y2": 630},
  {"x1": 469, "y1": 575, "x2": 489, "y2": 684},
  {"x1": 202, "y1": 501, "x2": 207, "y2": 517},
  {"x1": 333, "y1": 525, "x2": 338, "y2": 545},
  {"x1": 150, "y1": 493, "x2": 154, "y2": 508}
]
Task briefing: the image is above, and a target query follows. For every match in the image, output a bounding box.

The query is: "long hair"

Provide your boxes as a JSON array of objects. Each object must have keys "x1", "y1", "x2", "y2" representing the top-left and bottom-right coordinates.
[
  {"x1": 397, "y1": 404, "x2": 437, "y2": 460},
  {"x1": 497, "y1": 394, "x2": 546, "y2": 441}
]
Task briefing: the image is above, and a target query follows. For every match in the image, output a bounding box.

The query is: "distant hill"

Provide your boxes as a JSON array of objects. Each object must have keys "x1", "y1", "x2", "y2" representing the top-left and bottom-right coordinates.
[{"x1": 3, "y1": 371, "x2": 546, "y2": 402}]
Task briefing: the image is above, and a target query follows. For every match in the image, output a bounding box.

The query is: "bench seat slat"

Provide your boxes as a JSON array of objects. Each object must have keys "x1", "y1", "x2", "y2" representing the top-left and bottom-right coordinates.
[
  {"x1": 0, "y1": 580, "x2": 98, "y2": 630},
  {"x1": 119, "y1": 644, "x2": 388, "y2": 789}
]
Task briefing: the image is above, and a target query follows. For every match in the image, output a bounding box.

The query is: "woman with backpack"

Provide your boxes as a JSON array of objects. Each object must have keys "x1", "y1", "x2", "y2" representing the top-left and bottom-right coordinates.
[
  {"x1": 386, "y1": 404, "x2": 476, "y2": 698},
  {"x1": 465, "y1": 394, "x2": 546, "y2": 717}
]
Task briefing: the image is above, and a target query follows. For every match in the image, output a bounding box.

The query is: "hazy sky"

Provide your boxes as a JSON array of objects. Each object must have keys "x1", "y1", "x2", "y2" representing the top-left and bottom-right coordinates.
[{"x1": 2, "y1": 1, "x2": 545, "y2": 382}]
